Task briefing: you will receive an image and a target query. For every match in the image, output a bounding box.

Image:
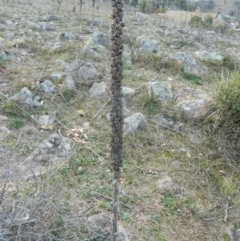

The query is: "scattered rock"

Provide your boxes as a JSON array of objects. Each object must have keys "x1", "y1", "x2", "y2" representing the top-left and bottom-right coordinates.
[
  {"x1": 136, "y1": 35, "x2": 159, "y2": 53},
  {"x1": 0, "y1": 115, "x2": 8, "y2": 121},
  {"x1": 80, "y1": 45, "x2": 99, "y2": 59},
  {"x1": 136, "y1": 12, "x2": 148, "y2": 22},
  {"x1": 61, "y1": 32, "x2": 77, "y2": 41},
  {"x1": 174, "y1": 87, "x2": 212, "y2": 119},
  {"x1": 187, "y1": 129, "x2": 205, "y2": 144},
  {"x1": 94, "y1": 44, "x2": 109, "y2": 54},
  {"x1": 164, "y1": 28, "x2": 177, "y2": 36},
  {"x1": 90, "y1": 82, "x2": 108, "y2": 100},
  {"x1": 88, "y1": 18, "x2": 103, "y2": 27},
  {"x1": 170, "y1": 39, "x2": 188, "y2": 49},
  {"x1": 86, "y1": 213, "x2": 129, "y2": 241},
  {"x1": 18, "y1": 134, "x2": 75, "y2": 180},
  {"x1": 157, "y1": 173, "x2": 181, "y2": 194},
  {"x1": 62, "y1": 75, "x2": 76, "y2": 91},
  {"x1": 41, "y1": 80, "x2": 58, "y2": 94},
  {"x1": 11, "y1": 87, "x2": 41, "y2": 107},
  {"x1": 0, "y1": 50, "x2": 13, "y2": 60},
  {"x1": 41, "y1": 15, "x2": 62, "y2": 21},
  {"x1": 171, "y1": 161, "x2": 183, "y2": 169},
  {"x1": 65, "y1": 59, "x2": 84, "y2": 73},
  {"x1": 154, "y1": 114, "x2": 175, "y2": 128},
  {"x1": 147, "y1": 82, "x2": 173, "y2": 104},
  {"x1": 122, "y1": 87, "x2": 135, "y2": 97},
  {"x1": 123, "y1": 50, "x2": 132, "y2": 66},
  {"x1": 50, "y1": 72, "x2": 66, "y2": 82},
  {"x1": 0, "y1": 126, "x2": 10, "y2": 141},
  {"x1": 122, "y1": 87, "x2": 135, "y2": 108},
  {"x1": 92, "y1": 31, "x2": 110, "y2": 48},
  {"x1": 48, "y1": 42, "x2": 64, "y2": 51},
  {"x1": 168, "y1": 51, "x2": 207, "y2": 76},
  {"x1": 5, "y1": 20, "x2": 15, "y2": 28},
  {"x1": 123, "y1": 113, "x2": 148, "y2": 134},
  {"x1": 77, "y1": 63, "x2": 98, "y2": 84},
  {"x1": 38, "y1": 115, "x2": 55, "y2": 126},
  {"x1": 34, "y1": 22, "x2": 51, "y2": 31},
  {"x1": 226, "y1": 225, "x2": 240, "y2": 241},
  {"x1": 194, "y1": 50, "x2": 224, "y2": 61}
]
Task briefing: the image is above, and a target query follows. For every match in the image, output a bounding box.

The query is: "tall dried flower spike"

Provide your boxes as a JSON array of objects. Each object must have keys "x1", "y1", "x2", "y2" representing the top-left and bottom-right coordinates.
[{"x1": 110, "y1": 0, "x2": 124, "y2": 240}]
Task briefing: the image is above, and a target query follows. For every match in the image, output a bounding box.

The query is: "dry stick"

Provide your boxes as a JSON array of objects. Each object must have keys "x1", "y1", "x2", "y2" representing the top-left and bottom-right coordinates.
[
  {"x1": 148, "y1": 118, "x2": 186, "y2": 136},
  {"x1": 151, "y1": 30, "x2": 167, "y2": 45},
  {"x1": 90, "y1": 191, "x2": 131, "y2": 209},
  {"x1": 15, "y1": 131, "x2": 23, "y2": 147},
  {"x1": 134, "y1": 74, "x2": 160, "y2": 91},
  {"x1": 56, "y1": 87, "x2": 66, "y2": 102},
  {"x1": 13, "y1": 103, "x2": 42, "y2": 126},
  {"x1": 92, "y1": 97, "x2": 111, "y2": 119},
  {"x1": 223, "y1": 202, "x2": 229, "y2": 223},
  {"x1": 54, "y1": 118, "x2": 105, "y2": 161},
  {"x1": 131, "y1": 41, "x2": 137, "y2": 58},
  {"x1": 14, "y1": 102, "x2": 103, "y2": 162},
  {"x1": 38, "y1": 62, "x2": 48, "y2": 82}
]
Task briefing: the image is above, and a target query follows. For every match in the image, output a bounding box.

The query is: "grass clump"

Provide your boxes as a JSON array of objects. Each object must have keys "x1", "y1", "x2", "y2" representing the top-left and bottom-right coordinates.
[
  {"x1": 162, "y1": 193, "x2": 176, "y2": 211},
  {"x1": 132, "y1": 52, "x2": 181, "y2": 74},
  {"x1": 189, "y1": 16, "x2": 203, "y2": 28},
  {"x1": 180, "y1": 67, "x2": 204, "y2": 84},
  {"x1": 203, "y1": 15, "x2": 213, "y2": 28},
  {"x1": 205, "y1": 70, "x2": 240, "y2": 160},
  {"x1": 217, "y1": 71, "x2": 240, "y2": 116}
]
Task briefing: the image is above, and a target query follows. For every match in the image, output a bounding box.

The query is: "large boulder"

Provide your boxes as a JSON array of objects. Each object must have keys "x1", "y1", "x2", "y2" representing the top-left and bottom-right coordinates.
[
  {"x1": 174, "y1": 87, "x2": 212, "y2": 120},
  {"x1": 92, "y1": 31, "x2": 110, "y2": 48},
  {"x1": 136, "y1": 35, "x2": 159, "y2": 53}
]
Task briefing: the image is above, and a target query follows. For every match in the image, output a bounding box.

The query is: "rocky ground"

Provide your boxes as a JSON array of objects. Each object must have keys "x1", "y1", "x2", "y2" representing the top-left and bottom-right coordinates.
[{"x1": 0, "y1": 0, "x2": 240, "y2": 240}]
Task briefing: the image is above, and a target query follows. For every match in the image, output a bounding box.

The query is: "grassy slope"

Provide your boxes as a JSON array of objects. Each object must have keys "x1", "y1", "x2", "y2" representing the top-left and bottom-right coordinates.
[{"x1": 0, "y1": 1, "x2": 240, "y2": 241}]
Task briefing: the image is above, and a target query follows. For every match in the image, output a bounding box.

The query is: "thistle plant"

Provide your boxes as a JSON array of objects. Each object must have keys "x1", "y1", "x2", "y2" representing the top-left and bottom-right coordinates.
[{"x1": 110, "y1": 0, "x2": 124, "y2": 240}]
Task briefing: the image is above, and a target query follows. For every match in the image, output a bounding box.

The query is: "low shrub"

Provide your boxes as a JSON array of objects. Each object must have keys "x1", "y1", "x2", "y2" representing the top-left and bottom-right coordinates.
[
  {"x1": 205, "y1": 70, "x2": 240, "y2": 160},
  {"x1": 203, "y1": 15, "x2": 213, "y2": 28},
  {"x1": 217, "y1": 70, "x2": 240, "y2": 116},
  {"x1": 189, "y1": 16, "x2": 203, "y2": 28}
]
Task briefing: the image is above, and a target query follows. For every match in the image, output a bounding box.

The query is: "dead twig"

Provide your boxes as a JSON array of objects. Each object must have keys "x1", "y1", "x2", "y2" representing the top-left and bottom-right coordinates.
[
  {"x1": 54, "y1": 118, "x2": 106, "y2": 161},
  {"x1": 15, "y1": 131, "x2": 23, "y2": 147},
  {"x1": 135, "y1": 74, "x2": 160, "y2": 91},
  {"x1": 90, "y1": 191, "x2": 131, "y2": 209},
  {"x1": 13, "y1": 103, "x2": 42, "y2": 125},
  {"x1": 38, "y1": 62, "x2": 48, "y2": 82},
  {"x1": 92, "y1": 97, "x2": 111, "y2": 119},
  {"x1": 223, "y1": 202, "x2": 229, "y2": 223},
  {"x1": 56, "y1": 87, "x2": 66, "y2": 102},
  {"x1": 131, "y1": 41, "x2": 137, "y2": 57}
]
